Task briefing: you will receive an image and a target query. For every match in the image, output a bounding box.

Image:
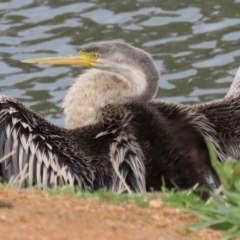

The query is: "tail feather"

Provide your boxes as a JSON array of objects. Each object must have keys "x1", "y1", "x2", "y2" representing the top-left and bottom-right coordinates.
[{"x1": 225, "y1": 66, "x2": 240, "y2": 99}]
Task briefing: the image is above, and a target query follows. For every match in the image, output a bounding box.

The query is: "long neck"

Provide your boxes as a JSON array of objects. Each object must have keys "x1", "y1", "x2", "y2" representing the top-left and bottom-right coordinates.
[{"x1": 62, "y1": 69, "x2": 154, "y2": 129}]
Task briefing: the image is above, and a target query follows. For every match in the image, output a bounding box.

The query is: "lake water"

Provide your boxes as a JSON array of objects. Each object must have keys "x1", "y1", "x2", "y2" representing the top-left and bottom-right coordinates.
[{"x1": 1, "y1": 0, "x2": 240, "y2": 126}]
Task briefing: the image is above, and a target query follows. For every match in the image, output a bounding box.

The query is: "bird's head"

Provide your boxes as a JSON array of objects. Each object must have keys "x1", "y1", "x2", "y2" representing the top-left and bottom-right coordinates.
[
  {"x1": 23, "y1": 42, "x2": 153, "y2": 72},
  {"x1": 22, "y1": 41, "x2": 160, "y2": 101}
]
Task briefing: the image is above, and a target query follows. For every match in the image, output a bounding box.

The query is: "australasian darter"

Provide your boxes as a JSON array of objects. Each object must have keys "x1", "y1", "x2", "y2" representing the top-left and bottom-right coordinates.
[{"x1": 0, "y1": 41, "x2": 239, "y2": 195}]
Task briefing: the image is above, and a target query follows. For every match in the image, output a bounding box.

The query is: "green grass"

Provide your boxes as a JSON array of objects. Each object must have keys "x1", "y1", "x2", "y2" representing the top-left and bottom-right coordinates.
[
  {"x1": 162, "y1": 139, "x2": 240, "y2": 240},
  {"x1": 189, "y1": 140, "x2": 240, "y2": 240},
  {"x1": 0, "y1": 181, "x2": 150, "y2": 208},
  {"x1": 46, "y1": 187, "x2": 150, "y2": 208}
]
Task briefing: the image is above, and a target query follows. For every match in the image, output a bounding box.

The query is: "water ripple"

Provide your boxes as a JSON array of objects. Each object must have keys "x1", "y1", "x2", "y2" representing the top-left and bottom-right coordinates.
[{"x1": 1, "y1": 0, "x2": 240, "y2": 126}]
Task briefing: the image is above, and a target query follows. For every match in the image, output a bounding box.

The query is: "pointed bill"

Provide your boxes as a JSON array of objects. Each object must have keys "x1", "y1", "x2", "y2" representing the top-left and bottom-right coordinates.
[{"x1": 21, "y1": 52, "x2": 93, "y2": 67}]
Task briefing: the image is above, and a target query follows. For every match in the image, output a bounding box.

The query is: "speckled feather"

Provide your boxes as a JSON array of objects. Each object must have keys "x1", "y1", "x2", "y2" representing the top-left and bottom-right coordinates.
[{"x1": 0, "y1": 96, "x2": 146, "y2": 192}]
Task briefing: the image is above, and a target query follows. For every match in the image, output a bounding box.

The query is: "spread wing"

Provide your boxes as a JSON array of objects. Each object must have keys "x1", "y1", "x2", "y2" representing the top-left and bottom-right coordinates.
[
  {"x1": 195, "y1": 66, "x2": 240, "y2": 160},
  {"x1": 0, "y1": 95, "x2": 82, "y2": 188},
  {"x1": 195, "y1": 97, "x2": 240, "y2": 160},
  {"x1": 0, "y1": 96, "x2": 146, "y2": 193}
]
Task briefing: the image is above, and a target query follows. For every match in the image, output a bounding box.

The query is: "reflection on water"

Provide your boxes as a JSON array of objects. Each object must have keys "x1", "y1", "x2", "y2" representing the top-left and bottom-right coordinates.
[{"x1": 0, "y1": 0, "x2": 240, "y2": 126}]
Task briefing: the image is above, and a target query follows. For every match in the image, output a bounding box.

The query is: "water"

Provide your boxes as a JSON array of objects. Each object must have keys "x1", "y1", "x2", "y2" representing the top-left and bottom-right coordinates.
[{"x1": 1, "y1": 0, "x2": 240, "y2": 126}]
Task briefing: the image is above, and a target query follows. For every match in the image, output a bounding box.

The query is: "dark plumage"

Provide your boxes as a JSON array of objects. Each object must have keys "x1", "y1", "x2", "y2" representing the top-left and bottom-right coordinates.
[
  {"x1": 0, "y1": 96, "x2": 219, "y2": 197},
  {"x1": 0, "y1": 41, "x2": 238, "y2": 197},
  {"x1": 195, "y1": 95, "x2": 240, "y2": 160},
  {"x1": 192, "y1": 67, "x2": 240, "y2": 161}
]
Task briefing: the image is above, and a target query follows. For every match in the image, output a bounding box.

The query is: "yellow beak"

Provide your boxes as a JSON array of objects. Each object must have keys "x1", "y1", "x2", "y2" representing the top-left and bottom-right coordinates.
[{"x1": 21, "y1": 52, "x2": 93, "y2": 67}]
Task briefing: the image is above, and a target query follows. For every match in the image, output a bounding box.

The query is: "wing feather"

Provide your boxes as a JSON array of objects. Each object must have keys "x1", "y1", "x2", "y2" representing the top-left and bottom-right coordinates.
[
  {"x1": 109, "y1": 133, "x2": 146, "y2": 193},
  {"x1": 0, "y1": 96, "x2": 79, "y2": 189},
  {"x1": 0, "y1": 96, "x2": 147, "y2": 193}
]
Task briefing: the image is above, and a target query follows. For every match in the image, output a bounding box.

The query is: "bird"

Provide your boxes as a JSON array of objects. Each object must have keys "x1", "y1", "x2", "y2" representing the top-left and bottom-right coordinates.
[
  {"x1": 194, "y1": 66, "x2": 240, "y2": 160},
  {"x1": 0, "y1": 41, "x2": 236, "y2": 197}
]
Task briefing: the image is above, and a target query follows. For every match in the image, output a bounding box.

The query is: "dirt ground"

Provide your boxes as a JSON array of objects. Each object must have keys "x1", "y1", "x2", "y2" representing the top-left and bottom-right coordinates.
[{"x1": 0, "y1": 186, "x2": 225, "y2": 240}]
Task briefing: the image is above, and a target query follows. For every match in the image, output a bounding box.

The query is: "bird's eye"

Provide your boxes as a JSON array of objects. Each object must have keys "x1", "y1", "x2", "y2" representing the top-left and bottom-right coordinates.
[{"x1": 91, "y1": 53, "x2": 99, "y2": 59}]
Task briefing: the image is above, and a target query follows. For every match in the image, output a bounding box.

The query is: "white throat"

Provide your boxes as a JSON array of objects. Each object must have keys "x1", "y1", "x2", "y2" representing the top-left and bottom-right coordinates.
[{"x1": 62, "y1": 68, "x2": 147, "y2": 129}]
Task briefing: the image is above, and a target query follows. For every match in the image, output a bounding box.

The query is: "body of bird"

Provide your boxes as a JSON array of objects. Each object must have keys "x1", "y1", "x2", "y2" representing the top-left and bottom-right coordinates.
[{"x1": 0, "y1": 41, "x2": 239, "y2": 197}]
